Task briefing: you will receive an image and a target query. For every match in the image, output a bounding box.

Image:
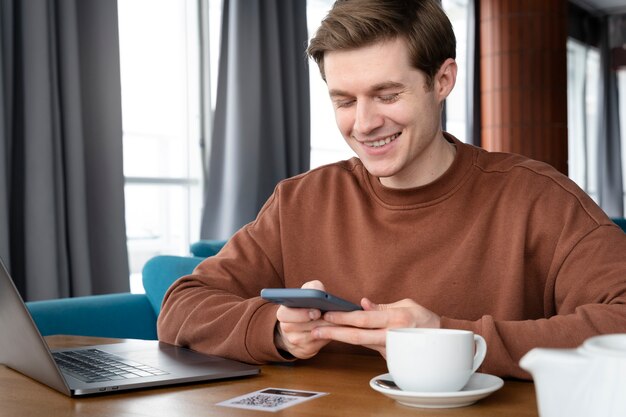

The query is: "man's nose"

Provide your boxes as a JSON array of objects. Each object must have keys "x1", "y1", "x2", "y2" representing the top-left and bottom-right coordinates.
[{"x1": 354, "y1": 101, "x2": 384, "y2": 135}]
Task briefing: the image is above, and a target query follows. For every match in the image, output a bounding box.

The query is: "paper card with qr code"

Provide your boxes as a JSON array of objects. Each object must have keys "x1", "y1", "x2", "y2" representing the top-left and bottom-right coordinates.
[{"x1": 217, "y1": 388, "x2": 328, "y2": 412}]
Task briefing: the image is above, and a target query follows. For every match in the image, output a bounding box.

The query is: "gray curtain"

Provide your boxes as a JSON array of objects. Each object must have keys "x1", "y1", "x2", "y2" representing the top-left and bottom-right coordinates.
[
  {"x1": 0, "y1": 0, "x2": 129, "y2": 301},
  {"x1": 200, "y1": 0, "x2": 310, "y2": 240},
  {"x1": 465, "y1": 0, "x2": 480, "y2": 146},
  {"x1": 597, "y1": 14, "x2": 624, "y2": 218}
]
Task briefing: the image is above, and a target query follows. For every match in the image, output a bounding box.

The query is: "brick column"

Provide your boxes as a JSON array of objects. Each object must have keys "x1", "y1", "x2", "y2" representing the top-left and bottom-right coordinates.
[{"x1": 480, "y1": 0, "x2": 568, "y2": 174}]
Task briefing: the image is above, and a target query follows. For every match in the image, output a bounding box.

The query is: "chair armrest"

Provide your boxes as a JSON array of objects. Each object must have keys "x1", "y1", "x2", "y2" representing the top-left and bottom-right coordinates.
[
  {"x1": 26, "y1": 293, "x2": 158, "y2": 340},
  {"x1": 142, "y1": 255, "x2": 205, "y2": 315}
]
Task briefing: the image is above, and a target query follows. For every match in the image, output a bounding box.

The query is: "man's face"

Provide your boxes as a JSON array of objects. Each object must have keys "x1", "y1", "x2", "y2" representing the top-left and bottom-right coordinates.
[{"x1": 324, "y1": 37, "x2": 454, "y2": 189}]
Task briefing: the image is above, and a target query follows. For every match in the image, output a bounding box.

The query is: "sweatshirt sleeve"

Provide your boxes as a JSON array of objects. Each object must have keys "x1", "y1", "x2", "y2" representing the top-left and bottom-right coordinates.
[
  {"x1": 442, "y1": 224, "x2": 626, "y2": 379},
  {"x1": 157, "y1": 191, "x2": 291, "y2": 364}
]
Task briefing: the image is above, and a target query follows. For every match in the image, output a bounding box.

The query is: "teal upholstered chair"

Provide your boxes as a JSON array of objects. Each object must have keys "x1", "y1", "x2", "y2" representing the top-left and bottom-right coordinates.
[{"x1": 26, "y1": 240, "x2": 227, "y2": 340}]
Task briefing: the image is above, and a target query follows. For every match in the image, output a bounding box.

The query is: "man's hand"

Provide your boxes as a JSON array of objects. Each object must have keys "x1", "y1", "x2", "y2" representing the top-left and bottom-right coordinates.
[
  {"x1": 273, "y1": 280, "x2": 335, "y2": 359},
  {"x1": 311, "y1": 298, "x2": 441, "y2": 358}
]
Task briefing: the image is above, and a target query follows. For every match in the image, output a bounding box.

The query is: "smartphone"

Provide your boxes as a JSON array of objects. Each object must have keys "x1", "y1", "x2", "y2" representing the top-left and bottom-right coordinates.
[{"x1": 260, "y1": 288, "x2": 362, "y2": 312}]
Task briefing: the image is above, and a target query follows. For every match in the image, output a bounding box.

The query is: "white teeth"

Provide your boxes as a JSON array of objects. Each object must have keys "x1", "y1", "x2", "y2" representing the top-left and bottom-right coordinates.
[{"x1": 365, "y1": 133, "x2": 399, "y2": 148}]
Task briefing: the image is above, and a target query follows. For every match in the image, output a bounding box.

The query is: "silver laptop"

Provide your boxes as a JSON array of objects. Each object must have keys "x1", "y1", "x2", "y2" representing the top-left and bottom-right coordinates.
[{"x1": 0, "y1": 259, "x2": 259, "y2": 396}]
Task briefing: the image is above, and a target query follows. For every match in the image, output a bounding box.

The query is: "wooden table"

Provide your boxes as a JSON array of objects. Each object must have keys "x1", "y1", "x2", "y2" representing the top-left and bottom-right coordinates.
[{"x1": 0, "y1": 335, "x2": 539, "y2": 417}]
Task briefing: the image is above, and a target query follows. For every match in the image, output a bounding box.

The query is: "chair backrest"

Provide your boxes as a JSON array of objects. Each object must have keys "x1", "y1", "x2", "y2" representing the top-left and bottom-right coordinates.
[{"x1": 142, "y1": 255, "x2": 205, "y2": 315}]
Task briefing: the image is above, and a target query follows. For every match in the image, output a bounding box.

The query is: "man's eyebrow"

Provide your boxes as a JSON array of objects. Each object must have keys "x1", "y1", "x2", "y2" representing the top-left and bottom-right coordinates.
[
  {"x1": 370, "y1": 81, "x2": 405, "y2": 92},
  {"x1": 329, "y1": 81, "x2": 405, "y2": 98},
  {"x1": 328, "y1": 88, "x2": 350, "y2": 98}
]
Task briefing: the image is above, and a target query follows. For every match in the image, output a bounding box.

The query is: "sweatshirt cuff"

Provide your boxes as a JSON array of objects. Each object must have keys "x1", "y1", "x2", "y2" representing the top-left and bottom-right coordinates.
[{"x1": 245, "y1": 302, "x2": 297, "y2": 364}]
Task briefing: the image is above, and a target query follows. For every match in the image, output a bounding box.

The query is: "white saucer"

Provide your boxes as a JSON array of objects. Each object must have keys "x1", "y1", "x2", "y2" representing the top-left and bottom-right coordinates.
[{"x1": 369, "y1": 372, "x2": 504, "y2": 409}]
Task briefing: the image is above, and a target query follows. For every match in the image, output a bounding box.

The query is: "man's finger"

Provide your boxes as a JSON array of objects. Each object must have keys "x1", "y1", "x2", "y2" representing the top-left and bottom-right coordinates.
[
  {"x1": 312, "y1": 326, "x2": 387, "y2": 347},
  {"x1": 276, "y1": 305, "x2": 322, "y2": 323},
  {"x1": 323, "y1": 309, "x2": 393, "y2": 328}
]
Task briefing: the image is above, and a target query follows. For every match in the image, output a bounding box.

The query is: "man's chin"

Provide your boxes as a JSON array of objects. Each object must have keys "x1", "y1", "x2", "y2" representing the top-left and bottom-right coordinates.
[{"x1": 359, "y1": 160, "x2": 398, "y2": 180}]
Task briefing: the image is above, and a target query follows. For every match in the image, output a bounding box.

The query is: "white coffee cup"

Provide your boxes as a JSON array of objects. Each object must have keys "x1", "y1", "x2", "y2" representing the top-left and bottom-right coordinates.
[{"x1": 386, "y1": 328, "x2": 487, "y2": 392}]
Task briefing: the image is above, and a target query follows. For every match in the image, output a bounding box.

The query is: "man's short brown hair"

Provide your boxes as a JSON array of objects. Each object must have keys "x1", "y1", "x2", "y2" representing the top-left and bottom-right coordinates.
[{"x1": 307, "y1": 0, "x2": 456, "y2": 88}]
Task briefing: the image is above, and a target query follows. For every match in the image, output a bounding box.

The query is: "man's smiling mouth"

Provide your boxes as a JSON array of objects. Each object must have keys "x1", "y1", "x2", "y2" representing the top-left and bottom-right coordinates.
[{"x1": 364, "y1": 132, "x2": 400, "y2": 148}]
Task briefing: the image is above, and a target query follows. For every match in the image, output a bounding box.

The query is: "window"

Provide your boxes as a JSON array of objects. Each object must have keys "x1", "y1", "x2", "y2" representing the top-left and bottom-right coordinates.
[
  {"x1": 118, "y1": 0, "x2": 221, "y2": 293},
  {"x1": 442, "y1": 0, "x2": 468, "y2": 142},
  {"x1": 566, "y1": 38, "x2": 601, "y2": 202},
  {"x1": 307, "y1": 0, "x2": 354, "y2": 168}
]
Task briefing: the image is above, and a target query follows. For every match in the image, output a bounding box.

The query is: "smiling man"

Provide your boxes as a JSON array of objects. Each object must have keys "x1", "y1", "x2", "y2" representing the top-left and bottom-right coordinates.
[
  {"x1": 324, "y1": 37, "x2": 456, "y2": 189},
  {"x1": 158, "y1": 0, "x2": 626, "y2": 379}
]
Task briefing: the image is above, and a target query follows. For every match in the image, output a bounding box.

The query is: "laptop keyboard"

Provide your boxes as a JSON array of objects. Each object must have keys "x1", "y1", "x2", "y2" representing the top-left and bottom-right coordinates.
[{"x1": 52, "y1": 349, "x2": 168, "y2": 383}]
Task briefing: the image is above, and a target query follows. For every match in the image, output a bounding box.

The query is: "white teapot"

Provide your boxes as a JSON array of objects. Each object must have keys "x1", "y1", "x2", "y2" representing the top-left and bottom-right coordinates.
[{"x1": 519, "y1": 334, "x2": 626, "y2": 417}]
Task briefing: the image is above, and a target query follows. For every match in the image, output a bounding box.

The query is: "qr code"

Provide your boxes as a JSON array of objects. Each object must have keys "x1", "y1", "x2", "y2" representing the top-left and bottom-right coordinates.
[
  {"x1": 219, "y1": 388, "x2": 327, "y2": 412},
  {"x1": 233, "y1": 394, "x2": 298, "y2": 409}
]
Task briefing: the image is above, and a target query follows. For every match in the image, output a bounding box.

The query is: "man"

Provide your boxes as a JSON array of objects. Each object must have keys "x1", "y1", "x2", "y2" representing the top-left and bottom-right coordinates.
[{"x1": 158, "y1": 0, "x2": 626, "y2": 379}]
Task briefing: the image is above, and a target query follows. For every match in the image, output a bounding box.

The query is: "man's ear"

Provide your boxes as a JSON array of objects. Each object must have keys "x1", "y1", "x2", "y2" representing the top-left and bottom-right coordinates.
[{"x1": 434, "y1": 58, "x2": 457, "y2": 102}]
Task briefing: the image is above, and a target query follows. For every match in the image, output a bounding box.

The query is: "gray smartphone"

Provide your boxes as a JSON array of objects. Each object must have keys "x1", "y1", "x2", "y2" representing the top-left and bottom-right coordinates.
[{"x1": 260, "y1": 288, "x2": 362, "y2": 312}]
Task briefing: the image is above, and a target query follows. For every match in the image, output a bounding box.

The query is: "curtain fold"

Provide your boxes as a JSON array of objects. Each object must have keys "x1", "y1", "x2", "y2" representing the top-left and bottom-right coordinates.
[
  {"x1": 0, "y1": 0, "x2": 129, "y2": 301},
  {"x1": 200, "y1": 0, "x2": 310, "y2": 240},
  {"x1": 465, "y1": 0, "x2": 480, "y2": 146},
  {"x1": 597, "y1": 14, "x2": 624, "y2": 218},
  {"x1": 0, "y1": 0, "x2": 14, "y2": 267}
]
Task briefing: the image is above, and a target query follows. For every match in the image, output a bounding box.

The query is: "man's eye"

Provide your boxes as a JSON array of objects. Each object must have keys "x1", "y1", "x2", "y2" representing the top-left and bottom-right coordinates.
[
  {"x1": 379, "y1": 94, "x2": 399, "y2": 103},
  {"x1": 335, "y1": 100, "x2": 355, "y2": 108}
]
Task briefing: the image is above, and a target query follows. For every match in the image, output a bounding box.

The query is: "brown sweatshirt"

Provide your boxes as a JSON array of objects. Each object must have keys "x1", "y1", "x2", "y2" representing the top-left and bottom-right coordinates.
[{"x1": 158, "y1": 135, "x2": 626, "y2": 379}]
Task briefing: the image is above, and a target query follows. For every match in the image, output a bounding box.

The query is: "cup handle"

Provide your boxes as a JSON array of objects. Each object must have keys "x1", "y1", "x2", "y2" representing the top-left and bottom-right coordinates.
[{"x1": 472, "y1": 335, "x2": 487, "y2": 373}]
